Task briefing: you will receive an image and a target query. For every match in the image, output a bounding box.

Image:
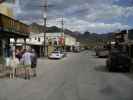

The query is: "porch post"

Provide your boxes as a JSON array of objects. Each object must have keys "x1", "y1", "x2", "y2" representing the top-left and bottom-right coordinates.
[
  {"x1": 24, "y1": 38, "x2": 26, "y2": 49},
  {"x1": 14, "y1": 38, "x2": 17, "y2": 49}
]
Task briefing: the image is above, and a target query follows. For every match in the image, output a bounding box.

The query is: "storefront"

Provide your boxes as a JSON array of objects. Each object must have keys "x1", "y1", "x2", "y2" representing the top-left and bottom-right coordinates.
[{"x1": 0, "y1": 13, "x2": 29, "y2": 57}]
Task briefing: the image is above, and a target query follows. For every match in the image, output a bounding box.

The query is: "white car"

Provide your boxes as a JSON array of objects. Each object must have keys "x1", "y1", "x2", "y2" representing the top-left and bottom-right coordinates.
[{"x1": 48, "y1": 51, "x2": 64, "y2": 59}]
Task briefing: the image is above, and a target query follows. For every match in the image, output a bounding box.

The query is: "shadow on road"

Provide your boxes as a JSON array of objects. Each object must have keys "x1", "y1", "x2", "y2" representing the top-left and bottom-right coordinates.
[
  {"x1": 94, "y1": 65, "x2": 130, "y2": 74},
  {"x1": 91, "y1": 54, "x2": 108, "y2": 59},
  {"x1": 124, "y1": 68, "x2": 133, "y2": 80},
  {"x1": 94, "y1": 65, "x2": 108, "y2": 73}
]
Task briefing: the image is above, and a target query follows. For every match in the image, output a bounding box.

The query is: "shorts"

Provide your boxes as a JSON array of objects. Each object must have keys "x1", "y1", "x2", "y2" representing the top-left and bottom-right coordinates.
[{"x1": 31, "y1": 64, "x2": 37, "y2": 68}]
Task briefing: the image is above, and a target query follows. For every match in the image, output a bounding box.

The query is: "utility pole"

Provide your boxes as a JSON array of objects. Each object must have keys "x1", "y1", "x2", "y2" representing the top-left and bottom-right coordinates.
[
  {"x1": 57, "y1": 16, "x2": 65, "y2": 51},
  {"x1": 31, "y1": 0, "x2": 53, "y2": 57},
  {"x1": 61, "y1": 16, "x2": 64, "y2": 36},
  {"x1": 60, "y1": 16, "x2": 65, "y2": 51},
  {"x1": 43, "y1": 0, "x2": 48, "y2": 57}
]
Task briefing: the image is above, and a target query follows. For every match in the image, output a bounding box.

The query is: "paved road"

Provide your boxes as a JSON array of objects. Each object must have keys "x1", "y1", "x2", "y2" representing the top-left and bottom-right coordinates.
[{"x1": 0, "y1": 51, "x2": 133, "y2": 100}]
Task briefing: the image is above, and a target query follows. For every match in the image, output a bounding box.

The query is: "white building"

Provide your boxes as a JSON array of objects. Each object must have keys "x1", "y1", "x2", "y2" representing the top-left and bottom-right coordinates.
[
  {"x1": 65, "y1": 34, "x2": 77, "y2": 46},
  {"x1": 10, "y1": 32, "x2": 78, "y2": 56},
  {"x1": 29, "y1": 32, "x2": 63, "y2": 46},
  {"x1": 28, "y1": 32, "x2": 77, "y2": 47}
]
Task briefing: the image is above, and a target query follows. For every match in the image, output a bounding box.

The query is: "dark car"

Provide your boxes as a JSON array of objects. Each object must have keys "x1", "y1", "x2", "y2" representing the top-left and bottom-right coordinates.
[{"x1": 106, "y1": 49, "x2": 132, "y2": 72}]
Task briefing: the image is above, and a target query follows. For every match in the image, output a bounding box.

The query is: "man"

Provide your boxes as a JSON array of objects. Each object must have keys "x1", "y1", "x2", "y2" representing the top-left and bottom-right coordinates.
[
  {"x1": 31, "y1": 49, "x2": 37, "y2": 77},
  {"x1": 22, "y1": 48, "x2": 32, "y2": 80}
]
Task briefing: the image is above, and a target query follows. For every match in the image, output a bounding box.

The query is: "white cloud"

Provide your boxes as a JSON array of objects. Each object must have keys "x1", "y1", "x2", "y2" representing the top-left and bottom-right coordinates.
[
  {"x1": 61, "y1": 18, "x2": 131, "y2": 33},
  {"x1": 87, "y1": 5, "x2": 133, "y2": 21},
  {"x1": 12, "y1": 0, "x2": 133, "y2": 33}
]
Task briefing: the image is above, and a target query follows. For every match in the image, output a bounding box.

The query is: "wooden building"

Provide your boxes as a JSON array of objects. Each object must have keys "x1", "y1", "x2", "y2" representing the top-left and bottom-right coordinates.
[{"x1": 0, "y1": 13, "x2": 30, "y2": 57}]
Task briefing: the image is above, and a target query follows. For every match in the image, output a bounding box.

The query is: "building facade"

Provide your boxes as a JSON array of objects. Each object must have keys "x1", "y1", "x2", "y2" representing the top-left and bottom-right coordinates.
[
  {"x1": 0, "y1": 13, "x2": 30, "y2": 57},
  {"x1": 0, "y1": 3, "x2": 13, "y2": 17},
  {"x1": 14, "y1": 32, "x2": 78, "y2": 57}
]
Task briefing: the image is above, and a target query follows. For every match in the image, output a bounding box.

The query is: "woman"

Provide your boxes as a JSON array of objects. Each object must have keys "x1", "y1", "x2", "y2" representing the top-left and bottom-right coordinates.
[{"x1": 16, "y1": 49, "x2": 22, "y2": 61}]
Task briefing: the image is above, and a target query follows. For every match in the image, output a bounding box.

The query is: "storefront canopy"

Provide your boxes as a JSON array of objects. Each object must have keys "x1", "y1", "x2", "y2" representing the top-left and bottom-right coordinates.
[{"x1": 0, "y1": 13, "x2": 30, "y2": 38}]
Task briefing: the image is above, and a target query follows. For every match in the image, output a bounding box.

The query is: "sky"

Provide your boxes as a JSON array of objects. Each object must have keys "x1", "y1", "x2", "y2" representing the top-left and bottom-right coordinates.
[{"x1": 11, "y1": 0, "x2": 133, "y2": 34}]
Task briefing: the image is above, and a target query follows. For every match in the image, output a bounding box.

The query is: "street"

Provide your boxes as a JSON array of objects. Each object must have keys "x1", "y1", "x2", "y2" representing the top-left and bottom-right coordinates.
[{"x1": 0, "y1": 51, "x2": 133, "y2": 100}]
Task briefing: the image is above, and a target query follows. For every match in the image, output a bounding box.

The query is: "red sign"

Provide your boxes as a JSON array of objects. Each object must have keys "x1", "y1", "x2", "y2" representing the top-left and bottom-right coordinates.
[{"x1": 59, "y1": 36, "x2": 65, "y2": 45}]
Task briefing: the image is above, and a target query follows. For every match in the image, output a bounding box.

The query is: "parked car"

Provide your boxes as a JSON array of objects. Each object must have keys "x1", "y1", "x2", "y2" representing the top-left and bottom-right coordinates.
[
  {"x1": 106, "y1": 49, "x2": 132, "y2": 72},
  {"x1": 48, "y1": 51, "x2": 64, "y2": 59}
]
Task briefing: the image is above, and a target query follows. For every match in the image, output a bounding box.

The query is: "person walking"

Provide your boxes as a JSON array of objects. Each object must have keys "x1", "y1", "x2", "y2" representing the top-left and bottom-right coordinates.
[
  {"x1": 31, "y1": 49, "x2": 37, "y2": 77},
  {"x1": 22, "y1": 48, "x2": 32, "y2": 80},
  {"x1": 4, "y1": 45, "x2": 12, "y2": 67},
  {"x1": 16, "y1": 49, "x2": 23, "y2": 61}
]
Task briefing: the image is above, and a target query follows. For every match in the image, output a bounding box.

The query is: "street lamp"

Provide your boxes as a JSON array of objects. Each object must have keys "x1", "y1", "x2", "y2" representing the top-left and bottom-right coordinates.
[
  {"x1": 43, "y1": 13, "x2": 47, "y2": 57},
  {"x1": 43, "y1": 0, "x2": 48, "y2": 57}
]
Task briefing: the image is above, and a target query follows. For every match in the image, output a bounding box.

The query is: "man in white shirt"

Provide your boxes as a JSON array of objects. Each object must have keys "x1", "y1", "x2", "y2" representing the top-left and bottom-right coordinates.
[
  {"x1": 22, "y1": 50, "x2": 32, "y2": 66},
  {"x1": 22, "y1": 49, "x2": 32, "y2": 80}
]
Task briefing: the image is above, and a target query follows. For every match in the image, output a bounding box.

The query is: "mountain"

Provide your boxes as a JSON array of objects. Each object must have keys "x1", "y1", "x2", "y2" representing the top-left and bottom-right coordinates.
[
  {"x1": 30, "y1": 23, "x2": 113, "y2": 47},
  {"x1": 30, "y1": 23, "x2": 80, "y2": 37},
  {"x1": 30, "y1": 23, "x2": 43, "y2": 33},
  {"x1": 78, "y1": 31, "x2": 113, "y2": 47},
  {"x1": 47, "y1": 26, "x2": 62, "y2": 33}
]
